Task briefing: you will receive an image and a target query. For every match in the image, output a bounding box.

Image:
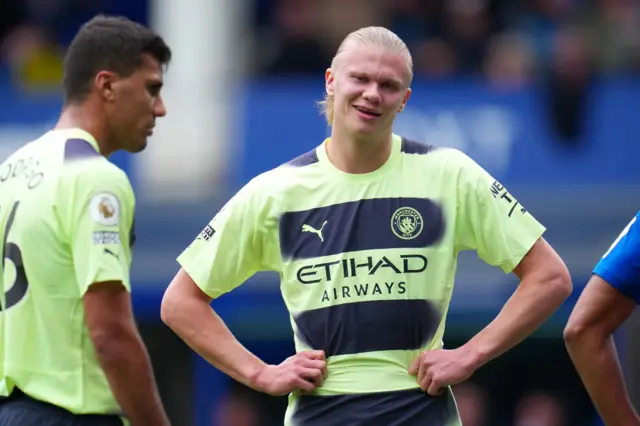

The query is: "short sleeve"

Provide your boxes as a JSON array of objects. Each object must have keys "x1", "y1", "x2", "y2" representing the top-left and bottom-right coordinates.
[
  {"x1": 177, "y1": 179, "x2": 274, "y2": 299},
  {"x1": 593, "y1": 212, "x2": 640, "y2": 304},
  {"x1": 453, "y1": 150, "x2": 546, "y2": 273},
  {"x1": 61, "y1": 162, "x2": 135, "y2": 294}
]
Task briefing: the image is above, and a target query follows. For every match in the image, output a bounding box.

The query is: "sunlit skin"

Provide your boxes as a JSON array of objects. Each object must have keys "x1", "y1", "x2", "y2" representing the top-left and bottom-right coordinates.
[
  {"x1": 56, "y1": 53, "x2": 166, "y2": 156},
  {"x1": 104, "y1": 53, "x2": 166, "y2": 153},
  {"x1": 325, "y1": 43, "x2": 412, "y2": 174}
]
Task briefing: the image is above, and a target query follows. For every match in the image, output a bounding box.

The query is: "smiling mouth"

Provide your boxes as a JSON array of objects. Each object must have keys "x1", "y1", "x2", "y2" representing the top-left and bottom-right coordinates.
[{"x1": 353, "y1": 106, "x2": 382, "y2": 118}]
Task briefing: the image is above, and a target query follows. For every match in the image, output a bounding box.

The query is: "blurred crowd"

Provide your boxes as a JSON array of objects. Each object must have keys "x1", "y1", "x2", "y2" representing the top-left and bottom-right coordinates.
[
  {"x1": 249, "y1": 0, "x2": 640, "y2": 144},
  {"x1": 2, "y1": 0, "x2": 639, "y2": 92},
  {"x1": 0, "y1": 0, "x2": 146, "y2": 90},
  {"x1": 252, "y1": 0, "x2": 640, "y2": 83}
]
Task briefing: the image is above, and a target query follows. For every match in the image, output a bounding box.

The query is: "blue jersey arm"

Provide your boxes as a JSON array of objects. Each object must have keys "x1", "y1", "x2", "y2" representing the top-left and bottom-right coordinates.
[{"x1": 593, "y1": 212, "x2": 640, "y2": 304}]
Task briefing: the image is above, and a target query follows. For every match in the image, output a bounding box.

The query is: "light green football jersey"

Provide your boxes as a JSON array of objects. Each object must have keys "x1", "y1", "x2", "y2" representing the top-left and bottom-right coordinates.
[
  {"x1": 178, "y1": 134, "x2": 545, "y2": 425},
  {"x1": 0, "y1": 128, "x2": 135, "y2": 416}
]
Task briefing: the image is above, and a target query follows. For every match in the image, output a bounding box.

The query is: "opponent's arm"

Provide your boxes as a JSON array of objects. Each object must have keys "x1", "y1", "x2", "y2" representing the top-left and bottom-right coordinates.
[
  {"x1": 463, "y1": 237, "x2": 572, "y2": 367},
  {"x1": 161, "y1": 269, "x2": 327, "y2": 396},
  {"x1": 84, "y1": 282, "x2": 170, "y2": 426},
  {"x1": 564, "y1": 276, "x2": 639, "y2": 426}
]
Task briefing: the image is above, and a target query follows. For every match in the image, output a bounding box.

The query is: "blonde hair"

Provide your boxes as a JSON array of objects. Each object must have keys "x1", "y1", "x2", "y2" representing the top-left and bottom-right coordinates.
[{"x1": 318, "y1": 26, "x2": 413, "y2": 125}]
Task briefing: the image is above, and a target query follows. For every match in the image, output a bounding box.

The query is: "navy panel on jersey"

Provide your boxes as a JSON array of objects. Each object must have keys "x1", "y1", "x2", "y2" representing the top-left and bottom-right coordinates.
[
  {"x1": 279, "y1": 198, "x2": 446, "y2": 260},
  {"x1": 294, "y1": 299, "x2": 440, "y2": 356},
  {"x1": 63, "y1": 139, "x2": 100, "y2": 162},
  {"x1": 287, "y1": 149, "x2": 319, "y2": 167},
  {"x1": 293, "y1": 388, "x2": 457, "y2": 426},
  {"x1": 401, "y1": 138, "x2": 436, "y2": 155}
]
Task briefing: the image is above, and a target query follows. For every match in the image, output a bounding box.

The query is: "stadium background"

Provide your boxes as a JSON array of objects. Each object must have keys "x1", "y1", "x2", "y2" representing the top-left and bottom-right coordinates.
[{"x1": 1, "y1": 0, "x2": 640, "y2": 425}]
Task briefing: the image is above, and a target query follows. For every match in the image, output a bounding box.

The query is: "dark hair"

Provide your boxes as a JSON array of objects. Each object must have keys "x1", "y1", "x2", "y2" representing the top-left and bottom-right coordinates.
[{"x1": 63, "y1": 15, "x2": 172, "y2": 104}]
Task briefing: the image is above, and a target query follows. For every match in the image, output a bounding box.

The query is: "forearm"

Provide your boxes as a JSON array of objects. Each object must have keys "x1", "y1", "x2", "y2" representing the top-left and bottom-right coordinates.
[
  {"x1": 161, "y1": 296, "x2": 267, "y2": 390},
  {"x1": 94, "y1": 331, "x2": 169, "y2": 426},
  {"x1": 566, "y1": 333, "x2": 640, "y2": 426},
  {"x1": 464, "y1": 275, "x2": 569, "y2": 367}
]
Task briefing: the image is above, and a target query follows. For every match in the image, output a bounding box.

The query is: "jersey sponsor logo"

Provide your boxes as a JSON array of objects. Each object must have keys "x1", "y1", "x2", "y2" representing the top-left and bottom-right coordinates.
[
  {"x1": 297, "y1": 253, "x2": 427, "y2": 284},
  {"x1": 302, "y1": 220, "x2": 327, "y2": 242},
  {"x1": 320, "y1": 281, "x2": 408, "y2": 303},
  {"x1": 92, "y1": 231, "x2": 120, "y2": 245},
  {"x1": 296, "y1": 253, "x2": 428, "y2": 303},
  {"x1": 391, "y1": 207, "x2": 423, "y2": 240},
  {"x1": 89, "y1": 192, "x2": 120, "y2": 226}
]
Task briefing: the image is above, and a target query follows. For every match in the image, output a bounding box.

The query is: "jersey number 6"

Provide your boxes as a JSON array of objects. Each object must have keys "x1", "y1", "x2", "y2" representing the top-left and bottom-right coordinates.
[{"x1": 0, "y1": 201, "x2": 29, "y2": 311}]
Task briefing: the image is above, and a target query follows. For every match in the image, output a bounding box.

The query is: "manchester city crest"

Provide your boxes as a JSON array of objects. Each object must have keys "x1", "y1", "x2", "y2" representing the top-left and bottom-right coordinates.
[{"x1": 391, "y1": 207, "x2": 423, "y2": 240}]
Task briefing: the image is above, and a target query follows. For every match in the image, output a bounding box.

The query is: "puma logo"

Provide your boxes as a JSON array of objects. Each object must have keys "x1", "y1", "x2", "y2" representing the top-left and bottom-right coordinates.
[
  {"x1": 302, "y1": 221, "x2": 328, "y2": 242},
  {"x1": 104, "y1": 248, "x2": 119, "y2": 259}
]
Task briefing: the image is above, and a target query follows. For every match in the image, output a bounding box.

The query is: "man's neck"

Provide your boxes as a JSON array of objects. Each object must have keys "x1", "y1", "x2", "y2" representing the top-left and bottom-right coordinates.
[
  {"x1": 55, "y1": 103, "x2": 113, "y2": 157},
  {"x1": 326, "y1": 126, "x2": 393, "y2": 174}
]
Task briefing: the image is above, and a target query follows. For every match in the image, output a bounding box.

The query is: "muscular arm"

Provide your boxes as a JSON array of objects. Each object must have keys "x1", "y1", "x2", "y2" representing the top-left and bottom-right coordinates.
[
  {"x1": 160, "y1": 269, "x2": 268, "y2": 390},
  {"x1": 161, "y1": 269, "x2": 327, "y2": 396},
  {"x1": 84, "y1": 282, "x2": 170, "y2": 426},
  {"x1": 463, "y1": 238, "x2": 572, "y2": 367},
  {"x1": 564, "y1": 275, "x2": 639, "y2": 426}
]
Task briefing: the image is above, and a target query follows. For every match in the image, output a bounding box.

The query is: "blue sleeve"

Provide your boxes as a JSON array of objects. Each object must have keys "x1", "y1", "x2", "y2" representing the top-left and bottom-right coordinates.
[{"x1": 593, "y1": 212, "x2": 640, "y2": 304}]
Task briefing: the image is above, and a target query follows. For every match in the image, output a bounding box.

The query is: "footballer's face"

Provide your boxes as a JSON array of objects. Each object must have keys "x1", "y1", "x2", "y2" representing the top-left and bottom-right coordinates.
[
  {"x1": 107, "y1": 54, "x2": 166, "y2": 153},
  {"x1": 326, "y1": 44, "x2": 411, "y2": 138}
]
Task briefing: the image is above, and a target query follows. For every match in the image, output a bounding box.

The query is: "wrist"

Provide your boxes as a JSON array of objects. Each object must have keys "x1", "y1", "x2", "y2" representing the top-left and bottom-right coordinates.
[
  {"x1": 460, "y1": 342, "x2": 490, "y2": 371},
  {"x1": 246, "y1": 361, "x2": 270, "y2": 392}
]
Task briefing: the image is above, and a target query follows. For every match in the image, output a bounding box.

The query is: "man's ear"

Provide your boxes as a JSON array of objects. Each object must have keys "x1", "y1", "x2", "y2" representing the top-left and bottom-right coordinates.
[{"x1": 325, "y1": 68, "x2": 335, "y2": 97}]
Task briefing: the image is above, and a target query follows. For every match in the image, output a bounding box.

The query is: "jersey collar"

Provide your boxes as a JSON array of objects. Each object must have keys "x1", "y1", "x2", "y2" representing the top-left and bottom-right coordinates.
[
  {"x1": 56, "y1": 128, "x2": 101, "y2": 155},
  {"x1": 316, "y1": 133, "x2": 402, "y2": 182}
]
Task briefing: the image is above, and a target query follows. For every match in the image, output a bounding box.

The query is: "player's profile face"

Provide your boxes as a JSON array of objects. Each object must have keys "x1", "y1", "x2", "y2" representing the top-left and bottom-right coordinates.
[
  {"x1": 327, "y1": 44, "x2": 411, "y2": 137},
  {"x1": 109, "y1": 54, "x2": 166, "y2": 153}
]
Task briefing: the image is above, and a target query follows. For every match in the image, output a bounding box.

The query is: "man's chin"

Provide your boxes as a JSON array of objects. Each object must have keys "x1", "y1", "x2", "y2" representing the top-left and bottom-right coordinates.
[
  {"x1": 348, "y1": 121, "x2": 383, "y2": 137},
  {"x1": 128, "y1": 140, "x2": 147, "y2": 154}
]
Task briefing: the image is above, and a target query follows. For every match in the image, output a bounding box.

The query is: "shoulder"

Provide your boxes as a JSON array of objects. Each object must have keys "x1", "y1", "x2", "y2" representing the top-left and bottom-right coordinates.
[
  {"x1": 282, "y1": 148, "x2": 320, "y2": 168},
  {"x1": 245, "y1": 147, "x2": 320, "y2": 193},
  {"x1": 64, "y1": 156, "x2": 130, "y2": 188},
  {"x1": 60, "y1": 153, "x2": 134, "y2": 211},
  {"x1": 398, "y1": 137, "x2": 481, "y2": 175},
  {"x1": 222, "y1": 148, "x2": 320, "y2": 217},
  {"x1": 399, "y1": 137, "x2": 438, "y2": 155}
]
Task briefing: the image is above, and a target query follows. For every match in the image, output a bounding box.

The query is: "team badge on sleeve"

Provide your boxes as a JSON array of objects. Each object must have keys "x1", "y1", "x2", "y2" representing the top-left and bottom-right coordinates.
[{"x1": 89, "y1": 192, "x2": 120, "y2": 226}]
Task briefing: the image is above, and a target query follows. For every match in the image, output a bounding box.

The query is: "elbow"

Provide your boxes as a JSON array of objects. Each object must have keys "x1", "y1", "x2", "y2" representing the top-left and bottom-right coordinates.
[
  {"x1": 90, "y1": 322, "x2": 134, "y2": 361},
  {"x1": 552, "y1": 265, "x2": 573, "y2": 302},
  {"x1": 160, "y1": 291, "x2": 178, "y2": 329},
  {"x1": 563, "y1": 316, "x2": 596, "y2": 351},
  {"x1": 161, "y1": 270, "x2": 213, "y2": 331},
  {"x1": 540, "y1": 261, "x2": 573, "y2": 304},
  {"x1": 563, "y1": 320, "x2": 587, "y2": 347},
  {"x1": 160, "y1": 284, "x2": 192, "y2": 332}
]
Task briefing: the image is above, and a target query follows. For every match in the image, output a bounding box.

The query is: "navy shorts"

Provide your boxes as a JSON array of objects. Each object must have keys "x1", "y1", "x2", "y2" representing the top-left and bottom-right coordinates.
[{"x1": 0, "y1": 389, "x2": 123, "y2": 426}]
